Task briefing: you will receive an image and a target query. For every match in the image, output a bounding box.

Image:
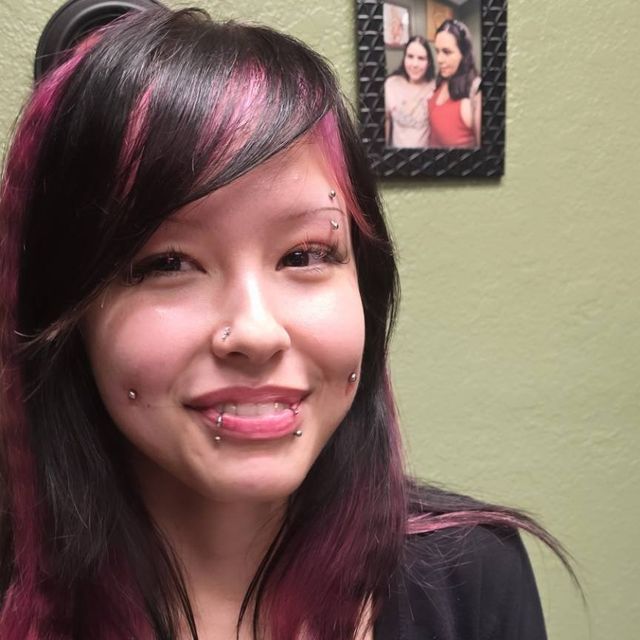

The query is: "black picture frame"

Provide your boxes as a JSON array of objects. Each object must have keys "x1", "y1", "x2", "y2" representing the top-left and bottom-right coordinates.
[{"x1": 357, "y1": 0, "x2": 507, "y2": 178}]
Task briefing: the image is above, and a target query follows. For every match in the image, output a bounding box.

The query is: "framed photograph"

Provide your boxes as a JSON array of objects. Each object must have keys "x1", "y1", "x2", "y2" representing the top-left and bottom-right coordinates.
[
  {"x1": 357, "y1": 0, "x2": 507, "y2": 177},
  {"x1": 383, "y1": 3, "x2": 411, "y2": 48}
]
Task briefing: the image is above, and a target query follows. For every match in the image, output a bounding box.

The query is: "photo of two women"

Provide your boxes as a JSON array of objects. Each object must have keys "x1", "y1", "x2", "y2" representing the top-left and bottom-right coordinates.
[{"x1": 384, "y1": 0, "x2": 481, "y2": 149}]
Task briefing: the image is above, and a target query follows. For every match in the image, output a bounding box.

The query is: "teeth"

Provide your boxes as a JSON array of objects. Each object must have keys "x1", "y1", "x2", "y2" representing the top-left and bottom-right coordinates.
[{"x1": 215, "y1": 402, "x2": 291, "y2": 416}]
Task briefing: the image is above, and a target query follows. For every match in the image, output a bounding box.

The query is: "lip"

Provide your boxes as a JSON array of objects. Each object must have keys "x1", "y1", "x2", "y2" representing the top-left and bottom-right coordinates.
[{"x1": 185, "y1": 386, "x2": 307, "y2": 441}]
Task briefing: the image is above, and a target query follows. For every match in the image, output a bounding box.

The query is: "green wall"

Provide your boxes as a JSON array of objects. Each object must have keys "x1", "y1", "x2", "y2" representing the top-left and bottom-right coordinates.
[{"x1": 1, "y1": 1, "x2": 639, "y2": 638}]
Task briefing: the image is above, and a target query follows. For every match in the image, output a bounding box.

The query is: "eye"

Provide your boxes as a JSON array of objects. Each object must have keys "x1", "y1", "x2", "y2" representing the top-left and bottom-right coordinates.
[
  {"x1": 278, "y1": 243, "x2": 345, "y2": 270},
  {"x1": 125, "y1": 250, "x2": 201, "y2": 284}
]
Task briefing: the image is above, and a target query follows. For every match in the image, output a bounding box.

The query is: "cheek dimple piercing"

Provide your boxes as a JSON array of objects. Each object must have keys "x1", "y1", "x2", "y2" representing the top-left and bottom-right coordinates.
[
  {"x1": 348, "y1": 372, "x2": 358, "y2": 383},
  {"x1": 221, "y1": 326, "x2": 231, "y2": 342},
  {"x1": 330, "y1": 220, "x2": 340, "y2": 230},
  {"x1": 127, "y1": 389, "x2": 137, "y2": 400},
  {"x1": 328, "y1": 189, "x2": 337, "y2": 199}
]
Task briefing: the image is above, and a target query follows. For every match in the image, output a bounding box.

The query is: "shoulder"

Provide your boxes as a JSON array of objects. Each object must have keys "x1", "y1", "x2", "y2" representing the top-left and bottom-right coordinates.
[
  {"x1": 387, "y1": 526, "x2": 547, "y2": 640},
  {"x1": 385, "y1": 75, "x2": 404, "y2": 91}
]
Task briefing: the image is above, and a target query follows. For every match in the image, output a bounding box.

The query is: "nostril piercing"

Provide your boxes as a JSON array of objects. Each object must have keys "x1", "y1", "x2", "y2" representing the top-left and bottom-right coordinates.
[
  {"x1": 128, "y1": 389, "x2": 137, "y2": 400},
  {"x1": 221, "y1": 326, "x2": 231, "y2": 342},
  {"x1": 328, "y1": 189, "x2": 336, "y2": 199},
  {"x1": 330, "y1": 220, "x2": 339, "y2": 230}
]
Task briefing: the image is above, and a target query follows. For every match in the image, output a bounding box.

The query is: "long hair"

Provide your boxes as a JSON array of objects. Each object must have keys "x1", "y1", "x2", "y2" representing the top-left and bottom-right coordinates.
[
  {"x1": 390, "y1": 35, "x2": 435, "y2": 83},
  {"x1": 435, "y1": 19, "x2": 479, "y2": 100},
  {"x1": 0, "y1": 7, "x2": 575, "y2": 640}
]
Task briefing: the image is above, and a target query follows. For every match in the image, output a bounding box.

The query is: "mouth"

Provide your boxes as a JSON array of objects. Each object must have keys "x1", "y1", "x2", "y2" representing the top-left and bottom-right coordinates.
[{"x1": 185, "y1": 386, "x2": 306, "y2": 441}]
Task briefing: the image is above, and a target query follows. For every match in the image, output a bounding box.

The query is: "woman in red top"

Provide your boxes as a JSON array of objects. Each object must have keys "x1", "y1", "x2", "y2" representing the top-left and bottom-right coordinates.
[{"x1": 429, "y1": 19, "x2": 481, "y2": 148}]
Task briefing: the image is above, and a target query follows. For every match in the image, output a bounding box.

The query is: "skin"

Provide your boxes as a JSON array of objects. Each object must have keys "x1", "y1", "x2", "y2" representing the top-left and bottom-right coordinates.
[
  {"x1": 434, "y1": 29, "x2": 482, "y2": 146},
  {"x1": 82, "y1": 139, "x2": 367, "y2": 638},
  {"x1": 385, "y1": 41, "x2": 435, "y2": 145},
  {"x1": 403, "y1": 40, "x2": 429, "y2": 84}
]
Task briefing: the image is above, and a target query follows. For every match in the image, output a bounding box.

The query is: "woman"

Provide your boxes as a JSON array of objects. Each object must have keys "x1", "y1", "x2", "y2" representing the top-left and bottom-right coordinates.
[
  {"x1": 0, "y1": 7, "x2": 574, "y2": 639},
  {"x1": 384, "y1": 36, "x2": 436, "y2": 148},
  {"x1": 429, "y1": 19, "x2": 481, "y2": 148}
]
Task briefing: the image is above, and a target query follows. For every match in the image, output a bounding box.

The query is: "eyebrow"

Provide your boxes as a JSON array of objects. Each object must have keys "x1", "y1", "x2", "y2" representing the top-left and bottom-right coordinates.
[{"x1": 165, "y1": 205, "x2": 347, "y2": 229}]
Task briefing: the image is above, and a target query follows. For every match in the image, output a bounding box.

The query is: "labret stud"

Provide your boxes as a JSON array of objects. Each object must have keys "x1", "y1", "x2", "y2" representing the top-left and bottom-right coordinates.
[
  {"x1": 127, "y1": 389, "x2": 137, "y2": 400},
  {"x1": 330, "y1": 220, "x2": 340, "y2": 230},
  {"x1": 213, "y1": 435, "x2": 222, "y2": 443},
  {"x1": 293, "y1": 430, "x2": 303, "y2": 437},
  {"x1": 348, "y1": 372, "x2": 358, "y2": 383},
  {"x1": 328, "y1": 189, "x2": 337, "y2": 199}
]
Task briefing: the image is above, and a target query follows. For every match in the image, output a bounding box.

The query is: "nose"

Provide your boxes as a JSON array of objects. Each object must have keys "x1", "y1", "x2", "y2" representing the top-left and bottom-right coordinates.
[{"x1": 211, "y1": 274, "x2": 291, "y2": 366}]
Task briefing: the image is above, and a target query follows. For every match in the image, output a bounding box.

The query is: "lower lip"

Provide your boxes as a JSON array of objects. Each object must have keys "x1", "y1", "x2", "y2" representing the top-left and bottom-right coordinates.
[{"x1": 194, "y1": 407, "x2": 300, "y2": 441}]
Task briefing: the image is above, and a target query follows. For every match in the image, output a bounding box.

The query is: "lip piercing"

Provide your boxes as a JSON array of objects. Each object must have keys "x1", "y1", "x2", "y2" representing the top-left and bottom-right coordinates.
[
  {"x1": 328, "y1": 189, "x2": 336, "y2": 199},
  {"x1": 221, "y1": 326, "x2": 231, "y2": 342},
  {"x1": 127, "y1": 389, "x2": 137, "y2": 400},
  {"x1": 293, "y1": 430, "x2": 303, "y2": 437},
  {"x1": 348, "y1": 372, "x2": 358, "y2": 383},
  {"x1": 216, "y1": 414, "x2": 223, "y2": 427},
  {"x1": 330, "y1": 220, "x2": 339, "y2": 230}
]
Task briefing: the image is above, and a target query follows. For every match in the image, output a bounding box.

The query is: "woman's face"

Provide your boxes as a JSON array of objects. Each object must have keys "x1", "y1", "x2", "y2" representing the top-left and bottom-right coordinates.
[
  {"x1": 83, "y1": 140, "x2": 365, "y2": 506},
  {"x1": 403, "y1": 41, "x2": 429, "y2": 83},
  {"x1": 434, "y1": 31, "x2": 463, "y2": 79}
]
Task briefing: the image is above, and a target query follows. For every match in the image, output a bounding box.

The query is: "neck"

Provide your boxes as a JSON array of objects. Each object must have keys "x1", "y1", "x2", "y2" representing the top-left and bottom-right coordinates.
[{"x1": 133, "y1": 456, "x2": 287, "y2": 635}]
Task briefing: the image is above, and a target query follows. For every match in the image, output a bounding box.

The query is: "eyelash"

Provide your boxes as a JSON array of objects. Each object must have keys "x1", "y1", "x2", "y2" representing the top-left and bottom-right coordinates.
[{"x1": 124, "y1": 241, "x2": 347, "y2": 284}]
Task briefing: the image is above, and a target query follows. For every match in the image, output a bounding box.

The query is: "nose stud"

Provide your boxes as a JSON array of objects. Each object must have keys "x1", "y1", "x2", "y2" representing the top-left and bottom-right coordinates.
[
  {"x1": 221, "y1": 326, "x2": 232, "y2": 342},
  {"x1": 330, "y1": 220, "x2": 339, "y2": 230},
  {"x1": 328, "y1": 189, "x2": 336, "y2": 199},
  {"x1": 127, "y1": 389, "x2": 137, "y2": 400}
]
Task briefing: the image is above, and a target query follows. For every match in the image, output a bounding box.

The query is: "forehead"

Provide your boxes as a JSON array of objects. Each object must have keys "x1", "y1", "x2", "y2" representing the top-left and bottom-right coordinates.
[
  {"x1": 435, "y1": 31, "x2": 459, "y2": 49},
  {"x1": 406, "y1": 41, "x2": 427, "y2": 56},
  {"x1": 165, "y1": 139, "x2": 343, "y2": 232}
]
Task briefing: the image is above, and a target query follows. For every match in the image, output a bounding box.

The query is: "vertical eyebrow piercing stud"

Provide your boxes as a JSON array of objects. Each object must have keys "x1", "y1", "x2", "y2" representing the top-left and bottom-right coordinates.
[
  {"x1": 221, "y1": 326, "x2": 231, "y2": 342},
  {"x1": 330, "y1": 220, "x2": 340, "y2": 230},
  {"x1": 348, "y1": 372, "x2": 358, "y2": 383},
  {"x1": 293, "y1": 430, "x2": 303, "y2": 437},
  {"x1": 127, "y1": 389, "x2": 137, "y2": 400},
  {"x1": 328, "y1": 189, "x2": 337, "y2": 199}
]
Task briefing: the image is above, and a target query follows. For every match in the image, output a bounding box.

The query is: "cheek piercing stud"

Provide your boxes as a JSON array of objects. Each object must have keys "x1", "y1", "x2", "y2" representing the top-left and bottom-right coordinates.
[
  {"x1": 328, "y1": 189, "x2": 337, "y2": 200},
  {"x1": 127, "y1": 389, "x2": 137, "y2": 400},
  {"x1": 330, "y1": 220, "x2": 340, "y2": 230},
  {"x1": 221, "y1": 326, "x2": 231, "y2": 342},
  {"x1": 293, "y1": 430, "x2": 303, "y2": 437},
  {"x1": 348, "y1": 372, "x2": 358, "y2": 383}
]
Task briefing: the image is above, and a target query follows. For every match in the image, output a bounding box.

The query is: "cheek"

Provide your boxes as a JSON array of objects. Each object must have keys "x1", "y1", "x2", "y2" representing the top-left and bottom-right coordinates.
[
  {"x1": 84, "y1": 294, "x2": 211, "y2": 401},
  {"x1": 287, "y1": 280, "x2": 365, "y2": 377}
]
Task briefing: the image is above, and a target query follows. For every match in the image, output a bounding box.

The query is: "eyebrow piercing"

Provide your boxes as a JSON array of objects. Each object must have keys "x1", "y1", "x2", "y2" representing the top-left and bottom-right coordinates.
[
  {"x1": 127, "y1": 389, "x2": 137, "y2": 400},
  {"x1": 348, "y1": 372, "x2": 358, "y2": 383},
  {"x1": 328, "y1": 189, "x2": 336, "y2": 199},
  {"x1": 330, "y1": 220, "x2": 340, "y2": 230},
  {"x1": 221, "y1": 326, "x2": 231, "y2": 342},
  {"x1": 293, "y1": 430, "x2": 303, "y2": 437}
]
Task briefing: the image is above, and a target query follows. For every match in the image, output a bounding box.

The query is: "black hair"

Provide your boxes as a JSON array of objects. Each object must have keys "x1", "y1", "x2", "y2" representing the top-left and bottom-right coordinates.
[
  {"x1": 435, "y1": 19, "x2": 479, "y2": 100},
  {"x1": 390, "y1": 35, "x2": 435, "y2": 83}
]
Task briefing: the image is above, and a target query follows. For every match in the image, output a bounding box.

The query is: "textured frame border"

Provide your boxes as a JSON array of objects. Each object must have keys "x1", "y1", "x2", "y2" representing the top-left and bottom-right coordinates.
[{"x1": 357, "y1": 0, "x2": 507, "y2": 178}]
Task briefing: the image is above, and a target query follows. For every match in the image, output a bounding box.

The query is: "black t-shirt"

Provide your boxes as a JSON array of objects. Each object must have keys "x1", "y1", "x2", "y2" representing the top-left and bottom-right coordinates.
[{"x1": 374, "y1": 526, "x2": 547, "y2": 639}]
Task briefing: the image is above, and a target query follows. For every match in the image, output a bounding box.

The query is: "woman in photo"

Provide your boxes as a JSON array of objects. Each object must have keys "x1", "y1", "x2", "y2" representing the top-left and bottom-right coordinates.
[
  {"x1": 429, "y1": 19, "x2": 482, "y2": 148},
  {"x1": 0, "y1": 7, "x2": 573, "y2": 639},
  {"x1": 384, "y1": 35, "x2": 436, "y2": 148}
]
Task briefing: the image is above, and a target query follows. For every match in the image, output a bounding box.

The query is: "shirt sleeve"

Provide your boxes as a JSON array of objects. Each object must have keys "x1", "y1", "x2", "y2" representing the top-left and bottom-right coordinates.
[{"x1": 375, "y1": 526, "x2": 548, "y2": 640}]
